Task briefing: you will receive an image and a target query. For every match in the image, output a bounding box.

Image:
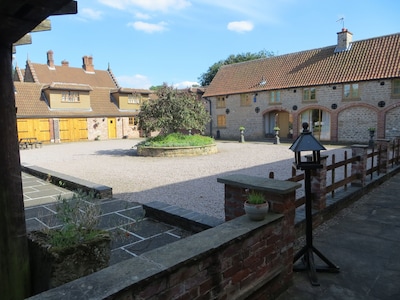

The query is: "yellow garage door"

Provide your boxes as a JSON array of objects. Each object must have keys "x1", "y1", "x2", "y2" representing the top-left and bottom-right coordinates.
[
  {"x1": 59, "y1": 118, "x2": 88, "y2": 142},
  {"x1": 17, "y1": 119, "x2": 51, "y2": 142}
]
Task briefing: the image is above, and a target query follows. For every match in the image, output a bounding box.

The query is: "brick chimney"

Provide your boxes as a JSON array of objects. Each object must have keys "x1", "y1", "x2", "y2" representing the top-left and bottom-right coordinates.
[
  {"x1": 335, "y1": 28, "x2": 353, "y2": 52},
  {"x1": 61, "y1": 60, "x2": 69, "y2": 67},
  {"x1": 47, "y1": 50, "x2": 55, "y2": 69},
  {"x1": 82, "y1": 55, "x2": 94, "y2": 72}
]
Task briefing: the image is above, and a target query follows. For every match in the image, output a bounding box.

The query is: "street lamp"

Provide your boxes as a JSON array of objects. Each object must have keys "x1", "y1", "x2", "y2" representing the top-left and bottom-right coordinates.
[{"x1": 289, "y1": 122, "x2": 340, "y2": 286}]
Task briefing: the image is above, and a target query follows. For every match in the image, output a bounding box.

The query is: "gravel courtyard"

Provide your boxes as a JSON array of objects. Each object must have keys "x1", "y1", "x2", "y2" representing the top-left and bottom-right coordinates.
[{"x1": 20, "y1": 139, "x2": 347, "y2": 220}]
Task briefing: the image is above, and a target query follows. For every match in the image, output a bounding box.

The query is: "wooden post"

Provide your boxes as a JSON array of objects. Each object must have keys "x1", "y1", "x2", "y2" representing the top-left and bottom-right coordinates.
[{"x1": 0, "y1": 42, "x2": 31, "y2": 298}]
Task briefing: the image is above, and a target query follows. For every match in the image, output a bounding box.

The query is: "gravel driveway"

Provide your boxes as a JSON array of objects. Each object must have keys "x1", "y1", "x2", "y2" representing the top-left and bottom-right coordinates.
[{"x1": 20, "y1": 139, "x2": 347, "y2": 219}]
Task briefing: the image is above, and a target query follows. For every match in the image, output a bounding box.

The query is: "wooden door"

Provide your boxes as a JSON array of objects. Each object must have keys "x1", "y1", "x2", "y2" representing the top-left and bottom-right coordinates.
[{"x1": 108, "y1": 118, "x2": 116, "y2": 139}]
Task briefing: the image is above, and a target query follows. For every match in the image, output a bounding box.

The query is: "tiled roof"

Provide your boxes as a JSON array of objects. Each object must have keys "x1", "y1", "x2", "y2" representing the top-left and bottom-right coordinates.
[
  {"x1": 25, "y1": 61, "x2": 118, "y2": 88},
  {"x1": 14, "y1": 82, "x2": 136, "y2": 118},
  {"x1": 44, "y1": 82, "x2": 93, "y2": 91},
  {"x1": 203, "y1": 32, "x2": 400, "y2": 97}
]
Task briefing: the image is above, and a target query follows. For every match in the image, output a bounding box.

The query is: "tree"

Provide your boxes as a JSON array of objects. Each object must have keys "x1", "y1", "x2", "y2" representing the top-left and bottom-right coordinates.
[
  {"x1": 198, "y1": 50, "x2": 274, "y2": 86},
  {"x1": 138, "y1": 84, "x2": 211, "y2": 135}
]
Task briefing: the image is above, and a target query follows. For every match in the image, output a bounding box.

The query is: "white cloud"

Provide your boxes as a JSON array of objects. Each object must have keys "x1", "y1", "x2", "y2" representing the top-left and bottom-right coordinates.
[
  {"x1": 117, "y1": 74, "x2": 152, "y2": 89},
  {"x1": 227, "y1": 21, "x2": 254, "y2": 33},
  {"x1": 135, "y1": 12, "x2": 151, "y2": 20},
  {"x1": 99, "y1": 0, "x2": 191, "y2": 12},
  {"x1": 80, "y1": 8, "x2": 103, "y2": 20},
  {"x1": 128, "y1": 21, "x2": 168, "y2": 33},
  {"x1": 173, "y1": 81, "x2": 199, "y2": 89}
]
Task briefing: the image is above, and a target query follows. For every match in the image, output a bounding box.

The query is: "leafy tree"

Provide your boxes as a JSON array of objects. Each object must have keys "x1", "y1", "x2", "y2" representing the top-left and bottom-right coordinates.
[
  {"x1": 149, "y1": 85, "x2": 163, "y2": 91},
  {"x1": 198, "y1": 50, "x2": 274, "y2": 86},
  {"x1": 138, "y1": 84, "x2": 211, "y2": 135}
]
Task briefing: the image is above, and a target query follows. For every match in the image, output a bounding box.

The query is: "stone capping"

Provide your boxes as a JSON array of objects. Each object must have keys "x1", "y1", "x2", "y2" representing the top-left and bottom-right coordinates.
[
  {"x1": 27, "y1": 214, "x2": 285, "y2": 300},
  {"x1": 217, "y1": 174, "x2": 302, "y2": 194},
  {"x1": 137, "y1": 143, "x2": 218, "y2": 157},
  {"x1": 21, "y1": 164, "x2": 112, "y2": 199},
  {"x1": 143, "y1": 201, "x2": 224, "y2": 233}
]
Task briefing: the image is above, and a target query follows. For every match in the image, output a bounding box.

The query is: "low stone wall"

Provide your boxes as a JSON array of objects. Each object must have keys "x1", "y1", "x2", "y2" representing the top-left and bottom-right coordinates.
[
  {"x1": 21, "y1": 164, "x2": 112, "y2": 199},
  {"x1": 27, "y1": 175, "x2": 299, "y2": 299},
  {"x1": 28, "y1": 214, "x2": 292, "y2": 300},
  {"x1": 137, "y1": 143, "x2": 218, "y2": 157}
]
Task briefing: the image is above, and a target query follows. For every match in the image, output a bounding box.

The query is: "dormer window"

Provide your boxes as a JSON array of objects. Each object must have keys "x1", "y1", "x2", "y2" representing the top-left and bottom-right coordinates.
[
  {"x1": 62, "y1": 91, "x2": 80, "y2": 102},
  {"x1": 128, "y1": 94, "x2": 140, "y2": 104}
]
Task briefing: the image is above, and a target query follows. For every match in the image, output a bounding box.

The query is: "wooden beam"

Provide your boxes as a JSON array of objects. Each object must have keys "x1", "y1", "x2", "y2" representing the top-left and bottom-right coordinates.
[
  {"x1": 13, "y1": 33, "x2": 32, "y2": 46},
  {"x1": 51, "y1": 1, "x2": 78, "y2": 15},
  {"x1": 31, "y1": 19, "x2": 51, "y2": 32}
]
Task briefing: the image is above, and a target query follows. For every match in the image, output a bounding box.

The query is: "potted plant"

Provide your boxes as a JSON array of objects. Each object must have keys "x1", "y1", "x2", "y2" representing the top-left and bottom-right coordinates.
[
  {"x1": 239, "y1": 126, "x2": 245, "y2": 143},
  {"x1": 243, "y1": 190, "x2": 269, "y2": 221},
  {"x1": 28, "y1": 190, "x2": 111, "y2": 295},
  {"x1": 273, "y1": 126, "x2": 280, "y2": 144}
]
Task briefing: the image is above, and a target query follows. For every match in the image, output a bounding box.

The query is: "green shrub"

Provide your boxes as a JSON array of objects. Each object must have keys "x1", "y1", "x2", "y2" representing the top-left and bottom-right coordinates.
[{"x1": 138, "y1": 133, "x2": 214, "y2": 147}]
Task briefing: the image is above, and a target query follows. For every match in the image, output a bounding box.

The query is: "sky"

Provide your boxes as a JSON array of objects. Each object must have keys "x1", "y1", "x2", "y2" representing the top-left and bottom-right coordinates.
[{"x1": 13, "y1": 0, "x2": 400, "y2": 89}]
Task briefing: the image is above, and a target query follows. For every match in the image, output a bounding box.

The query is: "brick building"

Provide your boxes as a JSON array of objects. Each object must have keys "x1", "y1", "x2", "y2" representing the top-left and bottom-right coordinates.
[
  {"x1": 203, "y1": 29, "x2": 400, "y2": 143},
  {"x1": 14, "y1": 50, "x2": 155, "y2": 143}
]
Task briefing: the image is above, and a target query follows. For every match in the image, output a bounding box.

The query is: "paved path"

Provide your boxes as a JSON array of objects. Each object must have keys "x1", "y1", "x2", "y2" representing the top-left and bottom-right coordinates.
[{"x1": 277, "y1": 171, "x2": 400, "y2": 300}]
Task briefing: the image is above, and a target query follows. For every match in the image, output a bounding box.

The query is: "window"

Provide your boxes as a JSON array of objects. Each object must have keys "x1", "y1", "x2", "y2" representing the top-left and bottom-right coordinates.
[
  {"x1": 129, "y1": 117, "x2": 134, "y2": 125},
  {"x1": 217, "y1": 114, "x2": 226, "y2": 128},
  {"x1": 216, "y1": 96, "x2": 226, "y2": 108},
  {"x1": 393, "y1": 79, "x2": 400, "y2": 97},
  {"x1": 270, "y1": 91, "x2": 281, "y2": 103},
  {"x1": 128, "y1": 94, "x2": 140, "y2": 104},
  {"x1": 343, "y1": 83, "x2": 359, "y2": 99},
  {"x1": 303, "y1": 88, "x2": 316, "y2": 101},
  {"x1": 61, "y1": 91, "x2": 80, "y2": 102},
  {"x1": 240, "y1": 93, "x2": 251, "y2": 106}
]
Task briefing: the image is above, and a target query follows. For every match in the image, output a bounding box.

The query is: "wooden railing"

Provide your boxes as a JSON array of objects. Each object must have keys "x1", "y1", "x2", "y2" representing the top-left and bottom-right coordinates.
[{"x1": 269, "y1": 138, "x2": 400, "y2": 209}]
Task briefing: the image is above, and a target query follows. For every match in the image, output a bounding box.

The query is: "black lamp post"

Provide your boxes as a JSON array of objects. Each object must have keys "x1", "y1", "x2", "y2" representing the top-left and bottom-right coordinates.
[{"x1": 289, "y1": 122, "x2": 340, "y2": 286}]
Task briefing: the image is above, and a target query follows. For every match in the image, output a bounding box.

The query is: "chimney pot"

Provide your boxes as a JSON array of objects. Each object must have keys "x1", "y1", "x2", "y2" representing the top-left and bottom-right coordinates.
[
  {"x1": 82, "y1": 55, "x2": 95, "y2": 73},
  {"x1": 47, "y1": 50, "x2": 55, "y2": 69},
  {"x1": 335, "y1": 29, "x2": 353, "y2": 52}
]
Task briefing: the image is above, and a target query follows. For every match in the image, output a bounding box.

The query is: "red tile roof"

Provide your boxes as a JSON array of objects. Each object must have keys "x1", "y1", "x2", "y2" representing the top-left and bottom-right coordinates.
[
  {"x1": 14, "y1": 82, "x2": 136, "y2": 118},
  {"x1": 204, "y1": 32, "x2": 400, "y2": 97}
]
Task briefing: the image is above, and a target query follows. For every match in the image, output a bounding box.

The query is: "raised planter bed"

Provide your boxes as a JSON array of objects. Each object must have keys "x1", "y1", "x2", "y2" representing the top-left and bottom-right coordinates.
[{"x1": 137, "y1": 143, "x2": 218, "y2": 157}]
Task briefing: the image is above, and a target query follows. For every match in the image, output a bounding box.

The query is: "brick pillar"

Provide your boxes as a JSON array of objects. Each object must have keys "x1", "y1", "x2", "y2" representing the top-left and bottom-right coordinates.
[
  {"x1": 375, "y1": 139, "x2": 391, "y2": 173},
  {"x1": 217, "y1": 174, "x2": 301, "y2": 293},
  {"x1": 306, "y1": 155, "x2": 328, "y2": 210},
  {"x1": 223, "y1": 185, "x2": 247, "y2": 221},
  {"x1": 351, "y1": 144, "x2": 369, "y2": 187}
]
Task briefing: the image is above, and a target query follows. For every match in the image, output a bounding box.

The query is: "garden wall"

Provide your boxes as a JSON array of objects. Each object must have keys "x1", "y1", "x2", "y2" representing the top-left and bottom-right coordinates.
[{"x1": 27, "y1": 177, "x2": 300, "y2": 300}]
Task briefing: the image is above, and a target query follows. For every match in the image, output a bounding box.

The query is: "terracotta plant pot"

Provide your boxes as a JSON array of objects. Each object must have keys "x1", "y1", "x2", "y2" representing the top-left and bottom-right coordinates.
[{"x1": 244, "y1": 201, "x2": 269, "y2": 221}]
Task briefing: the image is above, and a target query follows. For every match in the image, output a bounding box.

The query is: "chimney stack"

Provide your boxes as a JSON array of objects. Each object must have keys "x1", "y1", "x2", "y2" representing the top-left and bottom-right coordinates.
[
  {"x1": 61, "y1": 60, "x2": 69, "y2": 67},
  {"x1": 47, "y1": 50, "x2": 55, "y2": 69},
  {"x1": 335, "y1": 28, "x2": 353, "y2": 52},
  {"x1": 82, "y1": 55, "x2": 94, "y2": 73}
]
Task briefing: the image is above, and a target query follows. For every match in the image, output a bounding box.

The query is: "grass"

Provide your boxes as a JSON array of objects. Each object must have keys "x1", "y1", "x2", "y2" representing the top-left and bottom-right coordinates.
[{"x1": 138, "y1": 133, "x2": 214, "y2": 147}]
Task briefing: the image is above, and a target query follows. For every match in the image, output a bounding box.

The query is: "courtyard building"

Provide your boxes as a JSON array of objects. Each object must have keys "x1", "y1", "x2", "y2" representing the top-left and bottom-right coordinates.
[
  {"x1": 14, "y1": 50, "x2": 155, "y2": 143},
  {"x1": 203, "y1": 29, "x2": 400, "y2": 143}
]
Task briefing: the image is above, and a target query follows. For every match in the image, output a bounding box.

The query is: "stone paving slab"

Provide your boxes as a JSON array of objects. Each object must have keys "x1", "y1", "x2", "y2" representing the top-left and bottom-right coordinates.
[
  {"x1": 277, "y1": 172, "x2": 400, "y2": 300},
  {"x1": 22, "y1": 173, "x2": 210, "y2": 266}
]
